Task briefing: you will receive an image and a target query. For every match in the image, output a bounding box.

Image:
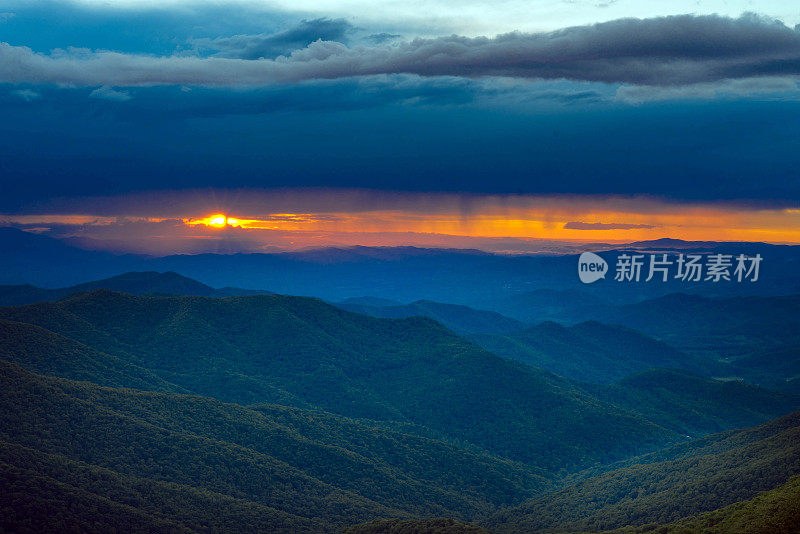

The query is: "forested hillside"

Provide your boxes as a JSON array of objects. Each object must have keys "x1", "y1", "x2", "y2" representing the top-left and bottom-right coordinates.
[
  {"x1": 596, "y1": 293, "x2": 800, "y2": 359},
  {"x1": 630, "y1": 474, "x2": 800, "y2": 534},
  {"x1": 580, "y1": 369, "x2": 799, "y2": 437},
  {"x1": 0, "y1": 291, "x2": 676, "y2": 470},
  {"x1": 486, "y1": 410, "x2": 800, "y2": 532},
  {"x1": 0, "y1": 360, "x2": 549, "y2": 531},
  {"x1": 0, "y1": 319, "x2": 184, "y2": 393},
  {"x1": 344, "y1": 518, "x2": 492, "y2": 533},
  {"x1": 1, "y1": 285, "x2": 798, "y2": 533},
  {"x1": 335, "y1": 299, "x2": 525, "y2": 335},
  {"x1": 470, "y1": 321, "x2": 717, "y2": 383}
]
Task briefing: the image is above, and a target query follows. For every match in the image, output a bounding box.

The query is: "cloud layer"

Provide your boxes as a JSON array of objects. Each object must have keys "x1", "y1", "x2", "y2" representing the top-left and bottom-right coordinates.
[
  {"x1": 2, "y1": 14, "x2": 800, "y2": 87},
  {"x1": 193, "y1": 18, "x2": 356, "y2": 59}
]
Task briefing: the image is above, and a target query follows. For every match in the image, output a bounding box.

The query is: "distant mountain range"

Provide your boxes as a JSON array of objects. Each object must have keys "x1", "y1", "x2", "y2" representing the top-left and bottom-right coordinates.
[
  {"x1": 472, "y1": 288, "x2": 607, "y2": 324},
  {"x1": 559, "y1": 293, "x2": 800, "y2": 390},
  {"x1": 4, "y1": 227, "x2": 800, "y2": 303},
  {"x1": 335, "y1": 290, "x2": 800, "y2": 391},
  {"x1": 0, "y1": 270, "x2": 270, "y2": 306},
  {"x1": 469, "y1": 320, "x2": 720, "y2": 383},
  {"x1": 5, "y1": 269, "x2": 798, "y2": 392}
]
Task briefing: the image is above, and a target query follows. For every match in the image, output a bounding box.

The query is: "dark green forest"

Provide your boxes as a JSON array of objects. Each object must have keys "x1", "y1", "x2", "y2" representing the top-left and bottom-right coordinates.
[{"x1": 1, "y1": 278, "x2": 799, "y2": 532}]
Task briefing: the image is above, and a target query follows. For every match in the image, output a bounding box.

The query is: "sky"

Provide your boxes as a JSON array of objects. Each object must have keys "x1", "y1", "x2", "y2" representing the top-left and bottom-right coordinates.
[{"x1": 1, "y1": 0, "x2": 800, "y2": 254}]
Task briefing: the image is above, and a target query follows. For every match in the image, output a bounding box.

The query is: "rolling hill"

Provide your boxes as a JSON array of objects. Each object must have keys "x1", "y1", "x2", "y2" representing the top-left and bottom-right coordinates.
[
  {"x1": 335, "y1": 299, "x2": 526, "y2": 335},
  {"x1": 343, "y1": 518, "x2": 492, "y2": 533},
  {"x1": 4, "y1": 357, "x2": 792, "y2": 533},
  {"x1": 470, "y1": 321, "x2": 718, "y2": 383},
  {"x1": 485, "y1": 292, "x2": 800, "y2": 389},
  {"x1": 2, "y1": 278, "x2": 798, "y2": 532},
  {"x1": 580, "y1": 368, "x2": 800, "y2": 437},
  {"x1": 0, "y1": 318, "x2": 185, "y2": 393},
  {"x1": 0, "y1": 271, "x2": 270, "y2": 306},
  {"x1": 486, "y1": 409, "x2": 800, "y2": 532},
  {"x1": 471, "y1": 288, "x2": 607, "y2": 324},
  {"x1": 0, "y1": 290, "x2": 676, "y2": 471},
  {"x1": 0, "y1": 360, "x2": 546, "y2": 531},
  {"x1": 595, "y1": 293, "x2": 800, "y2": 358},
  {"x1": 630, "y1": 473, "x2": 800, "y2": 534}
]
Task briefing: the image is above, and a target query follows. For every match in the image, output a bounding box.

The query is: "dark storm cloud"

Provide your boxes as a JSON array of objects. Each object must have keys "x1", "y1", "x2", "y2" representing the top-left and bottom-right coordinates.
[
  {"x1": 366, "y1": 33, "x2": 403, "y2": 45},
  {"x1": 1, "y1": 14, "x2": 800, "y2": 87},
  {"x1": 194, "y1": 18, "x2": 356, "y2": 59},
  {"x1": 3, "y1": 97, "x2": 800, "y2": 206},
  {"x1": 0, "y1": 75, "x2": 478, "y2": 122}
]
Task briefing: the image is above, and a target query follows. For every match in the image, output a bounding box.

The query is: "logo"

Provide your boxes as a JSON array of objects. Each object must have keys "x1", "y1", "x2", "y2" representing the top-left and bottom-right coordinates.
[
  {"x1": 578, "y1": 252, "x2": 608, "y2": 284},
  {"x1": 576, "y1": 252, "x2": 762, "y2": 284}
]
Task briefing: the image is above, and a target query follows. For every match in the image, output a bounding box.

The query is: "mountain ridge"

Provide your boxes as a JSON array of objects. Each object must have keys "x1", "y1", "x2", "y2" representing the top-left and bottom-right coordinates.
[
  {"x1": 4, "y1": 226, "x2": 800, "y2": 301},
  {"x1": 0, "y1": 290, "x2": 678, "y2": 471},
  {"x1": 0, "y1": 270, "x2": 270, "y2": 306}
]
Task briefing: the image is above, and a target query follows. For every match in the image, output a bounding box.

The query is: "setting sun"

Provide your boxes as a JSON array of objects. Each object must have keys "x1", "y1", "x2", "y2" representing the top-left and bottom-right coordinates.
[{"x1": 191, "y1": 214, "x2": 243, "y2": 228}]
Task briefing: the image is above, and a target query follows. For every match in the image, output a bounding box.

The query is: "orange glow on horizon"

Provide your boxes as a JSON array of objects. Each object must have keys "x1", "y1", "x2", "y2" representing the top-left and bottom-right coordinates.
[
  {"x1": 5, "y1": 193, "x2": 800, "y2": 255},
  {"x1": 175, "y1": 204, "x2": 800, "y2": 245}
]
